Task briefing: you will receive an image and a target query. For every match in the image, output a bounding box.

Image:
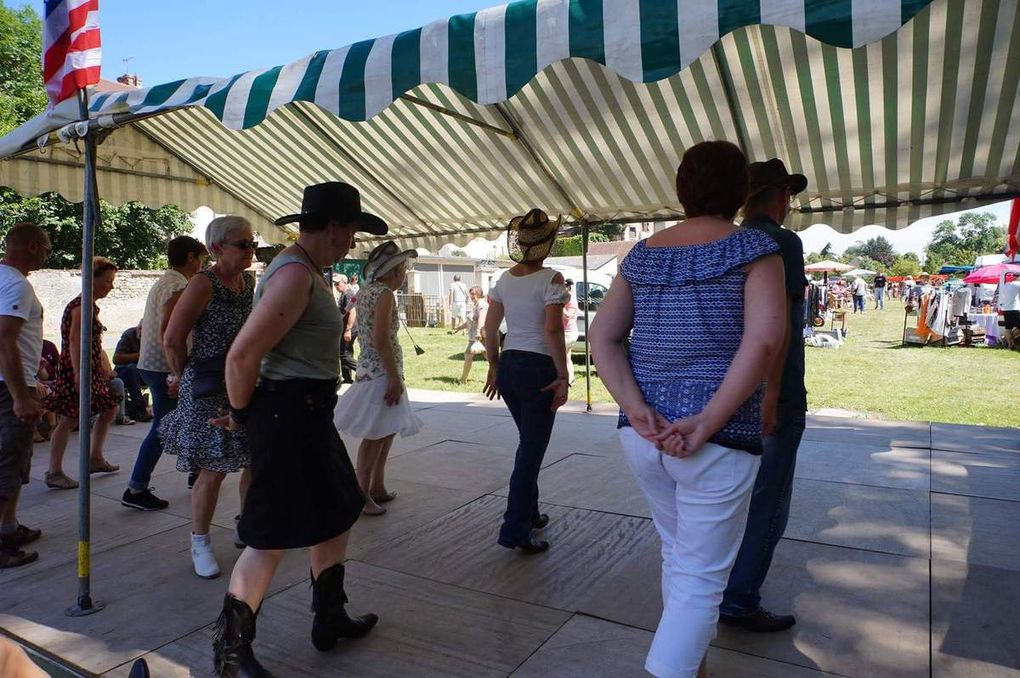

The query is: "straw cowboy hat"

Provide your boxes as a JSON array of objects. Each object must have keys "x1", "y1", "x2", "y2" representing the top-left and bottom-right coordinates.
[
  {"x1": 507, "y1": 208, "x2": 561, "y2": 263},
  {"x1": 363, "y1": 241, "x2": 417, "y2": 282},
  {"x1": 274, "y1": 181, "x2": 388, "y2": 235}
]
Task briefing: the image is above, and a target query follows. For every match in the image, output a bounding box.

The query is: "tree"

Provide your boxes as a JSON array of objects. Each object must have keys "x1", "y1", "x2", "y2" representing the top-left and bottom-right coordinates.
[
  {"x1": 820, "y1": 242, "x2": 833, "y2": 257},
  {"x1": 551, "y1": 232, "x2": 608, "y2": 257},
  {"x1": 0, "y1": 188, "x2": 193, "y2": 269},
  {"x1": 924, "y1": 211, "x2": 1005, "y2": 272},
  {"x1": 0, "y1": 3, "x2": 47, "y2": 137},
  {"x1": 890, "y1": 254, "x2": 922, "y2": 277},
  {"x1": 805, "y1": 251, "x2": 827, "y2": 265},
  {"x1": 844, "y1": 236, "x2": 895, "y2": 268}
]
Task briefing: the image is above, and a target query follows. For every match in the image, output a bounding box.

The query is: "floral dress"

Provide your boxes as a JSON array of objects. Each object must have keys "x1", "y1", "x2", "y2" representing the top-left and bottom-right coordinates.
[
  {"x1": 42, "y1": 296, "x2": 120, "y2": 417},
  {"x1": 160, "y1": 270, "x2": 254, "y2": 474},
  {"x1": 354, "y1": 281, "x2": 403, "y2": 381}
]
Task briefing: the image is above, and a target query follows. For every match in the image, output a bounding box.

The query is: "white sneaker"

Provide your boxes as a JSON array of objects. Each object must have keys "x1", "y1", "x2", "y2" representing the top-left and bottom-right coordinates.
[{"x1": 191, "y1": 533, "x2": 220, "y2": 579}]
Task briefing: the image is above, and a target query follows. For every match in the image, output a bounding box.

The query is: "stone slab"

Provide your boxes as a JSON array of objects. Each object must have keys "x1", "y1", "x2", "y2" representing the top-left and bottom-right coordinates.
[
  {"x1": 803, "y1": 415, "x2": 931, "y2": 449},
  {"x1": 931, "y1": 422, "x2": 1020, "y2": 455},
  {"x1": 795, "y1": 441, "x2": 930, "y2": 492},
  {"x1": 931, "y1": 493, "x2": 1020, "y2": 572},
  {"x1": 931, "y1": 559, "x2": 1020, "y2": 677},
  {"x1": 786, "y1": 478, "x2": 930, "y2": 557},
  {"x1": 0, "y1": 524, "x2": 310, "y2": 675},
  {"x1": 112, "y1": 560, "x2": 570, "y2": 678},
  {"x1": 932, "y1": 449, "x2": 1020, "y2": 502},
  {"x1": 511, "y1": 614, "x2": 838, "y2": 678}
]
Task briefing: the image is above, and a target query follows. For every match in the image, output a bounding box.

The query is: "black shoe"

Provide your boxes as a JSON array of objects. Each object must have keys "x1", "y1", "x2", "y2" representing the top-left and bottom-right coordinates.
[
  {"x1": 122, "y1": 488, "x2": 169, "y2": 511},
  {"x1": 128, "y1": 658, "x2": 150, "y2": 678},
  {"x1": 311, "y1": 563, "x2": 379, "y2": 651},
  {"x1": 188, "y1": 471, "x2": 199, "y2": 490},
  {"x1": 0, "y1": 538, "x2": 38, "y2": 569},
  {"x1": 213, "y1": 594, "x2": 274, "y2": 677},
  {"x1": 498, "y1": 536, "x2": 550, "y2": 555},
  {"x1": 719, "y1": 607, "x2": 796, "y2": 633},
  {"x1": 5, "y1": 524, "x2": 41, "y2": 548},
  {"x1": 532, "y1": 514, "x2": 550, "y2": 530}
]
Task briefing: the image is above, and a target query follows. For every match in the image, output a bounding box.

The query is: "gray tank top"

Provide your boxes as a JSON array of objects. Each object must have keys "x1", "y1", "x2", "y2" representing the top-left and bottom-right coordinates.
[{"x1": 255, "y1": 249, "x2": 341, "y2": 381}]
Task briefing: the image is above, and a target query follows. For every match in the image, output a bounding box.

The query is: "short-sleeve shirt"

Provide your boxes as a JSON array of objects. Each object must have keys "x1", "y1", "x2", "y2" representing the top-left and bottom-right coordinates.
[
  {"x1": 874, "y1": 275, "x2": 887, "y2": 289},
  {"x1": 138, "y1": 268, "x2": 188, "y2": 372},
  {"x1": 489, "y1": 268, "x2": 568, "y2": 357},
  {"x1": 115, "y1": 326, "x2": 141, "y2": 359},
  {"x1": 743, "y1": 217, "x2": 808, "y2": 411},
  {"x1": 450, "y1": 281, "x2": 468, "y2": 304},
  {"x1": 0, "y1": 263, "x2": 44, "y2": 386}
]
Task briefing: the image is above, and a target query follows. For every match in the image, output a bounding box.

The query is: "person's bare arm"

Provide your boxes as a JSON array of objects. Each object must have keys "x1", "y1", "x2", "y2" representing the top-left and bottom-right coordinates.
[
  {"x1": 163, "y1": 275, "x2": 213, "y2": 377},
  {"x1": 68, "y1": 306, "x2": 82, "y2": 382},
  {"x1": 345, "y1": 306, "x2": 357, "y2": 336},
  {"x1": 483, "y1": 298, "x2": 504, "y2": 399},
  {"x1": 655, "y1": 255, "x2": 786, "y2": 456},
  {"x1": 373, "y1": 291, "x2": 404, "y2": 406},
  {"x1": 476, "y1": 303, "x2": 488, "y2": 341},
  {"x1": 160, "y1": 290, "x2": 184, "y2": 338},
  {"x1": 225, "y1": 264, "x2": 311, "y2": 415},
  {"x1": 0, "y1": 316, "x2": 40, "y2": 420}
]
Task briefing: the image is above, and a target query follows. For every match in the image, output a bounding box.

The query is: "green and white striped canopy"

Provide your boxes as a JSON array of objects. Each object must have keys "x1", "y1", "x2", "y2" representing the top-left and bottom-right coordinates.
[{"x1": 1, "y1": 0, "x2": 1017, "y2": 247}]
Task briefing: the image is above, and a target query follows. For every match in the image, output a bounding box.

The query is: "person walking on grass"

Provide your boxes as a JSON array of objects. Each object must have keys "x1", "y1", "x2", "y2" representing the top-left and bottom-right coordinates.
[
  {"x1": 850, "y1": 275, "x2": 868, "y2": 313},
  {"x1": 212, "y1": 182, "x2": 383, "y2": 676},
  {"x1": 121, "y1": 235, "x2": 207, "y2": 512},
  {"x1": 484, "y1": 209, "x2": 570, "y2": 555},
  {"x1": 335, "y1": 241, "x2": 422, "y2": 516},
  {"x1": 458, "y1": 285, "x2": 488, "y2": 384},
  {"x1": 161, "y1": 217, "x2": 255, "y2": 579},
  {"x1": 0, "y1": 223, "x2": 49, "y2": 568},
  {"x1": 44, "y1": 256, "x2": 122, "y2": 490},
  {"x1": 873, "y1": 273, "x2": 887, "y2": 310},
  {"x1": 448, "y1": 274, "x2": 469, "y2": 330}
]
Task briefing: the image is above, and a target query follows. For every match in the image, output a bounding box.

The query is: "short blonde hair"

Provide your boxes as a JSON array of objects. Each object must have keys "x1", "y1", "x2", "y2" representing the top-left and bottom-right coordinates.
[{"x1": 205, "y1": 216, "x2": 251, "y2": 260}]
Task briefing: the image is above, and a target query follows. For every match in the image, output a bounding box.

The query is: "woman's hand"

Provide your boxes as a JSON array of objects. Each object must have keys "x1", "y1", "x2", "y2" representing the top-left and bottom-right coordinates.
[
  {"x1": 384, "y1": 375, "x2": 404, "y2": 406},
  {"x1": 540, "y1": 376, "x2": 569, "y2": 412},
  {"x1": 622, "y1": 401, "x2": 670, "y2": 442},
  {"x1": 208, "y1": 408, "x2": 241, "y2": 431},
  {"x1": 483, "y1": 365, "x2": 500, "y2": 400},
  {"x1": 653, "y1": 412, "x2": 716, "y2": 458},
  {"x1": 166, "y1": 374, "x2": 180, "y2": 398}
]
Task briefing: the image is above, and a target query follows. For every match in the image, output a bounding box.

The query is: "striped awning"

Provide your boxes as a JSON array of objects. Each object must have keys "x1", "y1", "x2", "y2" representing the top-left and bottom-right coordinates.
[{"x1": 1, "y1": 0, "x2": 1017, "y2": 247}]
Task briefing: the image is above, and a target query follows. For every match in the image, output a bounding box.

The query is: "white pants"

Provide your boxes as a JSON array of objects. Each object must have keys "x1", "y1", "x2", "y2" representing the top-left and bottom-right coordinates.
[{"x1": 620, "y1": 428, "x2": 760, "y2": 678}]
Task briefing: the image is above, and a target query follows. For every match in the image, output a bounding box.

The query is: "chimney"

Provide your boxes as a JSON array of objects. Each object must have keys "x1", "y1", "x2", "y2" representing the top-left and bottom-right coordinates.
[{"x1": 116, "y1": 73, "x2": 143, "y2": 88}]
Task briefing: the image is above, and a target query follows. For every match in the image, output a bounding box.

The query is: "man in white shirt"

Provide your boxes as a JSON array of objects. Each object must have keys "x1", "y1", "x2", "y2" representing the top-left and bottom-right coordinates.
[
  {"x1": 448, "y1": 274, "x2": 469, "y2": 330},
  {"x1": 850, "y1": 276, "x2": 869, "y2": 314},
  {"x1": 998, "y1": 272, "x2": 1020, "y2": 348},
  {"x1": 0, "y1": 223, "x2": 50, "y2": 568}
]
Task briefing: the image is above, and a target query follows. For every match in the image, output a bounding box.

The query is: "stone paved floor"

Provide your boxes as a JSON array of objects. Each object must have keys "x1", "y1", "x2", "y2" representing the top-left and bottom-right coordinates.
[{"x1": 1, "y1": 388, "x2": 1018, "y2": 677}]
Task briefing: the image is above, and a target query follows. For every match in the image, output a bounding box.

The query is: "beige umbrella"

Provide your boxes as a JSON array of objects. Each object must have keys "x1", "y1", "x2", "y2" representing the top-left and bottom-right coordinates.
[{"x1": 805, "y1": 260, "x2": 853, "y2": 284}]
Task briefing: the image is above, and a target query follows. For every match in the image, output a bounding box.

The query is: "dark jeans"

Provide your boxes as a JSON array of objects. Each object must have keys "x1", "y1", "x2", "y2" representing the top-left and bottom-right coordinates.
[
  {"x1": 114, "y1": 363, "x2": 147, "y2": 419},
  {"x1": 852, "y1": 294, "x2": 865, "y2": 313},
  {"x1": 497, "y1": 350, "x2": 558, "y2": 546},
  {"x1": 340, "y1": 334, "x2": 357, "y2": 382},
  {"x1": 874, "y1": 287, "x2": 885, "y2": 309},
  {"x1": 128, "y1": 369, "x2": 177, "y2": 491},
  {"x1": 721, "y1": 404, "x2": 806, "y2": 616}
]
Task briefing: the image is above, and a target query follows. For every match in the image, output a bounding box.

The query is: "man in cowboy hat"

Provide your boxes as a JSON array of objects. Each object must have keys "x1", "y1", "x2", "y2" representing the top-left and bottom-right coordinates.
[{"x1": 720, "y1": 159, "x2": 807, "y2": 633}]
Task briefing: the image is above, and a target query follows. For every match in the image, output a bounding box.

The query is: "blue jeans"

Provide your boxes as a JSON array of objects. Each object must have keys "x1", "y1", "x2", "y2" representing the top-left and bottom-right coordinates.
[
  {"x1": 128, "y1": 369, "x2": 176, "y2": 491},
  {"x1": 497, "y1": 350, "x2": 558, "y2": 546},
  {"x1": 852, "y1": 294, "x2": 865, "y2": 313},
  {"x1": 875, "y1": 287, "x2": 885, "y2": 309},
  {"x1": 721, "y1": 405, "x2": 806, "y2": 616},
  {"x1": 114, "y1": 362, "x2": 147, "y2": 419}
]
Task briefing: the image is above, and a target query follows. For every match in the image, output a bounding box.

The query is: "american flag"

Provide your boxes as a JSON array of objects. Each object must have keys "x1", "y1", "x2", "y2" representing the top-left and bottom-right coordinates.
[{"x1": 43, "y1": 0, "x2": 102, "y2": 107}]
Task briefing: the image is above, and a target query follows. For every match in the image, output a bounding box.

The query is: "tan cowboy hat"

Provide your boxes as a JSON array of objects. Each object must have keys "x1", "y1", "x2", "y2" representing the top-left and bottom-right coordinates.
[
  {"x1": 363, "y1": 241, "x2": 417, "y2": 282},
  {"x1": 507, "y1": 208, "x2": 561, "y2": 263}
]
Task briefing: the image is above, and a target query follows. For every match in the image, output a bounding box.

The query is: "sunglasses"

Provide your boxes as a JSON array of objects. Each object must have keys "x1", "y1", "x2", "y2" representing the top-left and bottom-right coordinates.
[{"x1": 225, "y1": 239, "x2": 257, "y2": 251}]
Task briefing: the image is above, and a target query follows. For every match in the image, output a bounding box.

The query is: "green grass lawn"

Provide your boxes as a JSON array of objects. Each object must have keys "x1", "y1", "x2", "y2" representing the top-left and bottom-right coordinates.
[{"x1": 398, "y1": 299, "x2": 1019, "y2": 427}]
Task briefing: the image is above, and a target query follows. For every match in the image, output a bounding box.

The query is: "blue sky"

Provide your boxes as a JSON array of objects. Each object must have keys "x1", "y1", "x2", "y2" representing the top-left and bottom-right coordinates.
[{"x1": 91, "y1": 1, "x2": 498, "y2": 86}]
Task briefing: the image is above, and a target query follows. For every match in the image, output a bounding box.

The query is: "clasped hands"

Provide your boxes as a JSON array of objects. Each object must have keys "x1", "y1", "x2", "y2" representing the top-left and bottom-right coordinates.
[{"x1": 625, "y1": 403, "x2": 712, "y2": 458}]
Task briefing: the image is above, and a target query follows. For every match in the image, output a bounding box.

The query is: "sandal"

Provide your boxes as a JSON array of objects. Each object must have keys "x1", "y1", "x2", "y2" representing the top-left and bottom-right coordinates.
[
  {"x1": 89, "y1": 460, "x2": 120, "y2": 474},
  {"x1": 362, "y1": 504, "x2": 387, "y2": 516},
  {"x1": 45, "y1": 471, "x2": 79, "y2": 490},
  {"x1": 370, "y1": 491, "x2": 398, "y2": 504}
]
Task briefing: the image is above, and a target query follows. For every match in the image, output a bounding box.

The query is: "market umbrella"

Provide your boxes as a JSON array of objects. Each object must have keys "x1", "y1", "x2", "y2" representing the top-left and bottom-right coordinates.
[
  {"x1": 805, "y1": 260, "x2": 853, "y2": 284},
  {"x1": 845, "y1": 268, "x2": 877, "y2": 276},
  {"x1": 963, "y1": 263, "x2": 1020, "y2": 285}
]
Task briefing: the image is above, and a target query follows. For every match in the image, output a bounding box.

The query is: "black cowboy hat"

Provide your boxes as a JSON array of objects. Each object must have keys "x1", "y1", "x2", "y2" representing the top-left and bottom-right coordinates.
[
  {"x1": 274, "y1": 182, "x2": 388, "y2": 235},
  {"x1": 748, "y1": 159, "x2": 808, "y2": 197}
]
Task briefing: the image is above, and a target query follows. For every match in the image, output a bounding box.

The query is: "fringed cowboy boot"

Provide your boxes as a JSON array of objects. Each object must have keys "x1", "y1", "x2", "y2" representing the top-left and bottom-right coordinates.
[
  {"x1": 212, "y1": 594, "x2": 273, "y2": 677},
  {"x1": 310, "y1": 563, "x2": 379, "y2": 651}
]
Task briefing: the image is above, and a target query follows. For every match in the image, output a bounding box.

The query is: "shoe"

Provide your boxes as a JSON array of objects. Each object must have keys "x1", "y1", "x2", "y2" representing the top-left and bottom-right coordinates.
[
  {"x1": 191, "y1": 533, "x2": 221, "y2": 579},
  {"x1": 498, "y1": 536, "x2": 550, "y2": 555},
  {"x1": 5, "y1": 524, "x2": 41, "y2": 548},
  {"x1": 310, "y1": 563, "x2": 379, "y2": 651},
  {"x1": 532, "y1": 514, "x2": 550, "y2": 530},
  {"x1": 121, "y1": 488, "x2": 169, "y2": 511},
  {"x1": 0, "y1": 539, "x2": 38, "y2": 569},
  {"x1": 133, "y1": 411, "x2": 154, "y2": 423},
  {"x1": 361, "y1": 504, "x2": 387, "y2": 516},
  {"x1": 719, "y1": 607, "x2": 796, "y2": 633},
  {"x1": 213, "y1": 594, "x2": 274, "y2": 677},
  {"x1": 89, "y1": 459, "x2": 120, "y2": 474},
  {"x1": 45, "y1": 471, "x2": 79, "y2": 490},
  {"x1": 115, "y1": 415, "x2": 136, "y2": 426},
  {"x1": 234, "y1": 516, "x2": 245, "y2": 549},
  {"x1": 128, "y1": 658, "x2": 150, "y2": 678},
  {"x1": 188, "y1": 471, "x2": 199, "y2": 490}
]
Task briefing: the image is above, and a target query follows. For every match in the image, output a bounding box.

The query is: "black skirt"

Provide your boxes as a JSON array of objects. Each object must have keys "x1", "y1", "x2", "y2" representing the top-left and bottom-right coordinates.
[{"x1": 238, "y1": 378, "x2": 365, "y2": 550}]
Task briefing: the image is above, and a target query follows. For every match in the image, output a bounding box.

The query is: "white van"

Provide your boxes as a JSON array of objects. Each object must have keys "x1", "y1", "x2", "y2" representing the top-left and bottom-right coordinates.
[{"x1": 489, "y1": 264, "x2": 613, "y2": 352}]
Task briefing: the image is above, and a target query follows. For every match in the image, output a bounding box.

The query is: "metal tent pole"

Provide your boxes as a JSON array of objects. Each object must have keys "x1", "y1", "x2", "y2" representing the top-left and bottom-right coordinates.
[
  {"x1": 581, "y1": 221, "x2": 592, "y2": 413},
  {"x1": 67, "y1": 89, "x2": 105, "y2": 617}
]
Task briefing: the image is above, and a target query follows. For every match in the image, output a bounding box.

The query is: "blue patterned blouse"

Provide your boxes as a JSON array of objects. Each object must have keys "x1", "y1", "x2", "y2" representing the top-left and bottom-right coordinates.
[{"x1": 618, "y1": 229, "x2": 779, "y2": 455}]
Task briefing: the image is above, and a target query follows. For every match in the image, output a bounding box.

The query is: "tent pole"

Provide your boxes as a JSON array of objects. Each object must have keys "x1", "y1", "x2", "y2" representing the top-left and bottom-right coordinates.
[
  {"x1": 582, "y1": 221, "x2": 592, "y2": 413},
  {"x1": 66, "y1": 89, "x2": 105, "y2": 617}
]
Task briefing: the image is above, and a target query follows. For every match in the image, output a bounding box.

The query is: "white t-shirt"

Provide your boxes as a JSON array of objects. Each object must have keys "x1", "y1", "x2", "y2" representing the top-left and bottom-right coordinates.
[
  {"x1": 998, "y1": 279, "x2": 1020, "y2": 312},
  {"x1": 0, "y1": 263, "x2": 44, "y2": 386},
  {"x1": 138, "y1": 268, "x2": 188, "y2": 372},
  {"x1": 450, "y1": 281, "x2": 468, "y2": 305},
  {"x1": 488, "y1": 268, "x2": 569, "y2": 357}
]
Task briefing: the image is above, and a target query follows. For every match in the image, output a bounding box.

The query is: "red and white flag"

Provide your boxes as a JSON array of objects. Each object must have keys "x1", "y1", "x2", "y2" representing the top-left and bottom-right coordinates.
[
  {"x1": 1007, "y1": 198, "x2": 1020, "y2": 260},
  {"x1": 43, "y1": 0, "x2": 102, "y2": 107}
]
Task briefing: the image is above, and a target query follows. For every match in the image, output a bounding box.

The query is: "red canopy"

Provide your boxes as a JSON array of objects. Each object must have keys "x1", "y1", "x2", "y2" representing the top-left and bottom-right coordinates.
[{"x1": 963, "y1": 263, "x2": 1020, "y2": 285}]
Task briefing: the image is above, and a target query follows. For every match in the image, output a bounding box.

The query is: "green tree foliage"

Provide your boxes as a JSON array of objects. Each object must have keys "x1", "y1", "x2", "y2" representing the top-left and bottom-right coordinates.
[
  {"x1": 551, "y1": 232, "x2": 608, "y2": 257},
  {"x1": 844, "y1": 235, "x2": 895, "y2": 268},
  {"x1": 805, "y1": 251, "x2": 827, "y2": 265},
  {"x1": 0, "y1": 3, "x2": 47, "y2": 137},
  {"x1": 924, "y1": 212, "x2": 1005, "y2": 273},
  {"x1": 890, "y1": 254, "x2": 922, "y2": 277},
  {"x1": 0, "y1": 188, "x2": 193, "y2": 269}
]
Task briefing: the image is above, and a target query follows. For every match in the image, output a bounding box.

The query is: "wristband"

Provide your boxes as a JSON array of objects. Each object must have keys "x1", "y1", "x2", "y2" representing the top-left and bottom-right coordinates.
[{"x1": 229, "y1": 404, "x2": 250, "y2": 425}]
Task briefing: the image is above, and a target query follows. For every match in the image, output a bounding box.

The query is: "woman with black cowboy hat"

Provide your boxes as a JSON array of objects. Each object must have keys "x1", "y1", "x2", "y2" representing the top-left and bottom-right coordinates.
[
  {"x1": 483, "y1": 209, "x2": 570, "y2": 554},
  {"x1": 334, "y1": 240, "x2": 422, "y2": 516},
  {"x1": 210, "y1": 182, "x2": 385, "y2": 677}
]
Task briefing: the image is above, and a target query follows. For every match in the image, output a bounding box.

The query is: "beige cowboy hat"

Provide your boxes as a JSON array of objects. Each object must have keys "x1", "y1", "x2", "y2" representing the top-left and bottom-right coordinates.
[
  {"x1": 363, "y1": 241, "x2": 417, "y2": 282},
  {"x1": 507, "y1": 208, "x2": 562, "y2": 263}
]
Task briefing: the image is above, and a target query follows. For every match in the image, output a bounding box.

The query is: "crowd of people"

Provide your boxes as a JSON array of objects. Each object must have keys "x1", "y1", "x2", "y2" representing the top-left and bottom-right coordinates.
[{"x1": 1, "y1": 141, "x2": 812, "y2": 677}]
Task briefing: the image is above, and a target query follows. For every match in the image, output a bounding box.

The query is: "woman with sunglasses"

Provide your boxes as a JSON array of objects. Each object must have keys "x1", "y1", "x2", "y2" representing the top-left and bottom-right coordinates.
[{"x1": 161, "y1": 216, "x2": 256, "y2": 580}]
